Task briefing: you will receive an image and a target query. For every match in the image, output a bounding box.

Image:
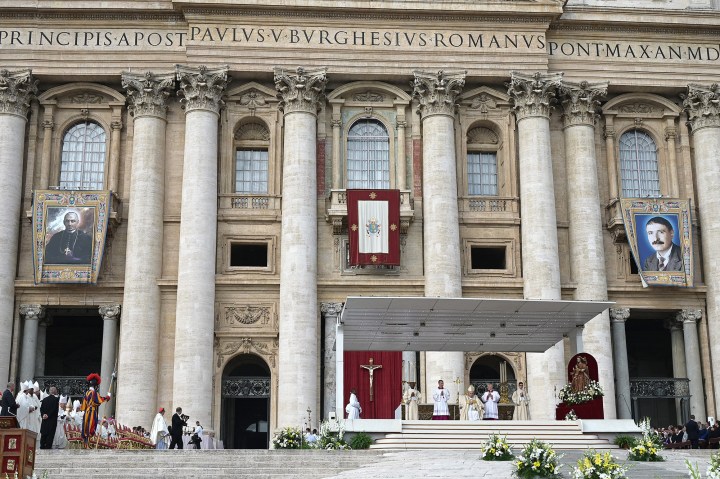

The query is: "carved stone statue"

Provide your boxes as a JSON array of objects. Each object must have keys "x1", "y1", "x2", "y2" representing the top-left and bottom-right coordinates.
[{"x1": 571, "y1": 356, "x2": 590, "y2": 393}]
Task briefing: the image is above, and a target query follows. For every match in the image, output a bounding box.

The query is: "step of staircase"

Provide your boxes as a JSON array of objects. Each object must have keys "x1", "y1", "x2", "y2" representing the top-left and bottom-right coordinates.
[
  {"x1": 34, "y1": 449, "x2": 386, "y2": 479},
  {"x1": 370, "y1": 420, "x2": 619, "y2": 450}
]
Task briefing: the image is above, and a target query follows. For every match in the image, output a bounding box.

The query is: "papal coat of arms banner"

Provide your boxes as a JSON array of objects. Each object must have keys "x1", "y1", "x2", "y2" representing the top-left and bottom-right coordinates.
[
  {"x1": 347, "y1": 189, "x2": 401, "y2": 266},
  {"x1": 32, "y1": 190, "x2": 111, "y2": 284},
  {"x1": 620, "y1": 198, "x2": 694, "y2": 288}
]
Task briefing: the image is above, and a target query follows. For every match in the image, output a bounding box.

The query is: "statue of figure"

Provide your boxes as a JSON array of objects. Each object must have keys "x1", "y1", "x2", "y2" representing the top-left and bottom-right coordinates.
[{"x1": 571, "y1": 356, "x2": 590, "y2": 393}]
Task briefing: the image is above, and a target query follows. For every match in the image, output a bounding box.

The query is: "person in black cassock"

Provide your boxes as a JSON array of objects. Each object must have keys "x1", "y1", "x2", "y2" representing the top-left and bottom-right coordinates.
[
  {"x1": 40, "y1": 386, "x2": 60, "y2": 449},
  {"x1": 1, "y1": 381, "x2": 18, "y2": 417},
  {"x1": 169, "y1": 407, "x2": 187, "y2": 449}
]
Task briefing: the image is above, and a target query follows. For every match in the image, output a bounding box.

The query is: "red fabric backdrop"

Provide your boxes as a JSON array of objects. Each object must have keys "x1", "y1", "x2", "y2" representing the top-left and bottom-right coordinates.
[{"x1": 343, "y1": 351, "x2": 402, "y2": 419}]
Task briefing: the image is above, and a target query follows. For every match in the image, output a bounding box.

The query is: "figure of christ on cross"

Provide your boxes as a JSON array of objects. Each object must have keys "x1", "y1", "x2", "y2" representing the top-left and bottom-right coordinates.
[{"x1": 360, "y1": 357, "x2": 383, "y2": 402}]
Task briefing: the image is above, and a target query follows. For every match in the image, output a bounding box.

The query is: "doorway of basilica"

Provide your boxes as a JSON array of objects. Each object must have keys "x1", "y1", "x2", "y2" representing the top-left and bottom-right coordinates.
[
  {"x1": 220, "y1": 354, "x2": 270, "y2": 449},
  {"x1": 469, "y1": 354, "x2": 517, "y2": 396}
]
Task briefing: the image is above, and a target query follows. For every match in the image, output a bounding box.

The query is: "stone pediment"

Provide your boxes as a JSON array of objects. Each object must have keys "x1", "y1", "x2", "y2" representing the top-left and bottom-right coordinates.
[
  {"x1": 328, "y1": 81, "x2": 412, "y2": 106},
  {"x1": 38, "y1": 82, "x2": 125, "y2": 105},
  {"x1": 602, "y1": 93, "x2": 681, "y2": 118},
  {"x1": 459, "y1": 86, "x2": 510, "y2": 114},
  {"x1": 226, "y1": 81, "x2": 278, "y2": 108}
]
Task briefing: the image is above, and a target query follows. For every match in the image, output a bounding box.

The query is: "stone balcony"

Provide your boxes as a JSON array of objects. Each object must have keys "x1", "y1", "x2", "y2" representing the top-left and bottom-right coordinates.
[
  {"x1": 458, "y1": 196, "x2": 519, "y2": 224},
  {"x1": 325, "y1": 189, "x2": 414, "y2": 234},
  {"x1": 218, "y1": 194, "x2": 282, "y2": 221}
]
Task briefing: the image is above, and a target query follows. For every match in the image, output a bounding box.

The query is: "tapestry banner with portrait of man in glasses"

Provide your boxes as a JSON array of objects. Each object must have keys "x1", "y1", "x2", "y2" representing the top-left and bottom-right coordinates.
[
  {"x1": 621, "y1": 198, "x2": 694, "y2": 288},
  {"x1": 32, "y1": 190, "x2": 111, "y2": 284}
]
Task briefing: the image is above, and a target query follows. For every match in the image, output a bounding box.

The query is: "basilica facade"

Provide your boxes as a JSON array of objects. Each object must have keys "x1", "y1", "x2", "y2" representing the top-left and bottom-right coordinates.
[{"x1": 1, "y1": 0, "x2": 720, "y2": 448}]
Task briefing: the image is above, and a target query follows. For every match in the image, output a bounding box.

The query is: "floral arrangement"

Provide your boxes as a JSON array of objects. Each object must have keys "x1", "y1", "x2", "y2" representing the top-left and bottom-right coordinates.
[
  {"x1": 686, "y1": 451, "x2": 720, "y2": 479},
  {"x1": 570, "y1": 450, "x2": 627, "y2": 479},
  {"x1": 628, "y1": 417, "x2": 663, "y2": 462},
  {"x1": 480, "y1": 433, "x2": 514, "y2": 461},
  {"x1": 558, "y1": 380, "x2": 604, "y2": 406},
  {"x1": 564, "y1": 410, "x2": 578, "y2": 421},
  {"x1": 272, "y1": 426, "x2": 304, "y2": 449},
  {"x1": 514, "y1": 439, "x2": 562, "y2": 478},
  {"x1": 317, "y1": 420, "x2": 351, "y2": 450}
]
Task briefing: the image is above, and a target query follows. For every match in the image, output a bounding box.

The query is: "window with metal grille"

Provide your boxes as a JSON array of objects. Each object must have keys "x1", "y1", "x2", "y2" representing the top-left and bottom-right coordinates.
[
  {"x1": 346, "y1": 119, "x2": 390, "y2": 189},
  {"x1": 467, "y1": 152, "x2": 498, "y2": 196},
  {"x1": 619, "y1": 129, "x2": 660, "y2": 198},
  {"x1": 59, "y1": 122, "x2": 106, "y2": 190},
  {"x1": 235, "y1": 149, "x2": 269, "y2": 194}
]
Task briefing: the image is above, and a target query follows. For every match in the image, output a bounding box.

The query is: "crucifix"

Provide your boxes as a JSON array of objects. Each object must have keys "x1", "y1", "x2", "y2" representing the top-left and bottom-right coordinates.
[{"x1": 360, "y1": 357, "x2": 383, "y2": 402}]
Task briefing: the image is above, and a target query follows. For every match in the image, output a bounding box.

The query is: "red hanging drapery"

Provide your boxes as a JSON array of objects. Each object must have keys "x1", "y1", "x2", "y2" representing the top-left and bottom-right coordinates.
[{"x1": 343, "y1": 351, "x2": 402, "y2": 419}]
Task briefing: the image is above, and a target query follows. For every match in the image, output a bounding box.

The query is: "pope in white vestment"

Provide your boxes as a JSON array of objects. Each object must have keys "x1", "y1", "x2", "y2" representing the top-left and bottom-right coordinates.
[
  {"x1": 511, "y1": 382, "x2": 530, "y2": 420},
  {"x1": 459, "y1": 386, "x2": 483, "y2": 421},
  {"x1": 150, "y1": 409, "x2": 169, "y2": 449},
  {"x1": 403, "y1": 382, "x2": 421, "y2": 420},
  {"x1": 345, "y1": 390, "x2": 362, "y2": 419},
  {"x1": 432, "y1": 380, "x2": 451, "y2": 420},
  {"x1": 481, "y1": 384, "x2": 501, "y2": 420},
  {"x1": 27, "y1": 385, "x2": 42, "y2": 434}
]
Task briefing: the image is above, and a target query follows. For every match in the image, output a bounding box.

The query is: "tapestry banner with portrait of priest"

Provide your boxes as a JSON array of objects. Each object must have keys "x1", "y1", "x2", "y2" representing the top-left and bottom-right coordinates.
[
  {"x1": 620, "y1": 198, "x2": 694, "y2": 288},
  {"x1": 32, "y1": 190, "x2": 111, "y2": 284}
]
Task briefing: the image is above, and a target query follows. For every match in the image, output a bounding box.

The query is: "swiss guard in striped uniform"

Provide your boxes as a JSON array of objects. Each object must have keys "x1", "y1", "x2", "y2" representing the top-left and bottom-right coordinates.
[{"x1": 80, "y1": 373, "x2": 111, "y2": 448}]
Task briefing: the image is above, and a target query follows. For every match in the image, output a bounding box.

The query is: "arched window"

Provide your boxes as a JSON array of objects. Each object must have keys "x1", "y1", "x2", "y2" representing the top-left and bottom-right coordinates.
[
  {"x1": 59, "y1": 121, "x2": 107, "y2": 190},
  {"x1": 619, "y1": 129, "x2": 660, "y2": 198},
  {"x1": 346, "y1": 119, "x2": 390, "y2": 189}
]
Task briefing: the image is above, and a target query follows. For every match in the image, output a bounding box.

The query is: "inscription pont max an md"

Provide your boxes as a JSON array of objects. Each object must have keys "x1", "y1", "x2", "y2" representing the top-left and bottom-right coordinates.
[{"x1": 1, "y1": 26, "x2": 720, "y2": 62}]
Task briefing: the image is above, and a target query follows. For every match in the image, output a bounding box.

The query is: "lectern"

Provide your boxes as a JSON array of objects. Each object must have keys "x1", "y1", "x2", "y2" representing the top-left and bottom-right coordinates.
[{"x1": 0, "y1": 417, "x2": 36, "y2": 478}]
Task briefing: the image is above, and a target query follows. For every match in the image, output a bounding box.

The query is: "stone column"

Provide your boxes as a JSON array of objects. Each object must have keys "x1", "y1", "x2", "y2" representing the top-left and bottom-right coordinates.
[
  {"x1": 682, "y1": 84, "x2": 720, "y2": 415},
  {"x1": 173, "y1": 65, "x2": 229, "y2": 428},
  {"x1": 107, "y1": 117, "x2": 123, "y2": 194},
  {"x1": 19, "y1": 305, "x2": 44, "y2": 381},
  {"x1": 331, "y1": 116, "x2": 342, "y2": 189},
  {"x1": 610, "y1": 308, "x2": 632, "y2": 419},
  {"x1": 34, "y1": 318, "x2": 48, "y2": 376},
  {"x1": 99, "y1": 304, "x2": 120, "y2": 417},
  {"x1": 666, "y1": 317, "x2": 688, "y2": 422},
  {"x1": 321, "y1": 302, "x2": 343, "y2": 420},
  {"x1": 274, "y1": 67, "x2": 327, "y2": 427},
  {"x1": 38, "y1": 108, "x2": 54, "y2": 189},
  {"x1": 559, "y1": 80, "x2": 617, "y2": 419},
  {"x1": 396, "y1": 117, "x2": 407, "y2": 191},
  {"x1": 412, "y1": 70, "x2": 466, "y2": 404},
  {"x1": 678, "y1": 309, "x2": 706, "y2": 420},
  {"x1": 117, "y1": 71, "x2": 175, "y2": 428},
  {"x1": 0, "y1": 70, "x2": 37, "y2": 386},
  {"x1": 508, "y1": 71, "x2": 564, "y2": 419}
]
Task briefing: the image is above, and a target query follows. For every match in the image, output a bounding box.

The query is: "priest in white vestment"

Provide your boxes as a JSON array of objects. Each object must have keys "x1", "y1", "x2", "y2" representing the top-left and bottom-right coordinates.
[
  {"x1": 71, "y1": 400, "x2": 84, "y2": 426},
  {"x1": 481, "y1": 383, "x2": 501, "y2": 420},
  {"x1": 432, "y1": 380, "x2": 451, "y2": 420},
  {"x1": 150, "y1": 408, "x2": 169, "y2": 449},
  {"x1": 459, "y1": 385, "x2": 483, "y2": 421},
  {"x1": 53, "y1": 396, "x2": 69, "y2": 449},
  {"x1": 15, "y1": 382, "x2": 32, "y2": 430},
  {"x1": 511, "y1": 381, "x2": 530, "y2": 420},
  {"x1": 403, "y1": 382, "x2": 421, "y2": 420},
  {"x1": 345, "y1": 389, "x2": 361, "y2": 420},
  {"x1": 27, "y1": 382, "x2": 42, "y2": 434}
]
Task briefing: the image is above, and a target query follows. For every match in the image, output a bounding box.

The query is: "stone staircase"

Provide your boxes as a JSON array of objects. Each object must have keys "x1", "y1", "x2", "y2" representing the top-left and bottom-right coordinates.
[
  {"x1": 34, "y1": 449, "x2": 386, "y2": 479},
  {"x1": 370, "y1": 420, "x2": 619, "y2": 450}
]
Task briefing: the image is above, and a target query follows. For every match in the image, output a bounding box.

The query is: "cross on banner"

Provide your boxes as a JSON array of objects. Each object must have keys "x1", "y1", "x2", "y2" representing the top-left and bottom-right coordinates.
[{"x1": 360, "y1": 357, "x2": 383, "y2": 402}]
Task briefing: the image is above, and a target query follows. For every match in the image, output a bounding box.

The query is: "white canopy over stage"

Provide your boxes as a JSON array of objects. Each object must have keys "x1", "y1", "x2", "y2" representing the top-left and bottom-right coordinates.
[{"x1": 335, "y1": 296, "x2": 613, "y2": 415}]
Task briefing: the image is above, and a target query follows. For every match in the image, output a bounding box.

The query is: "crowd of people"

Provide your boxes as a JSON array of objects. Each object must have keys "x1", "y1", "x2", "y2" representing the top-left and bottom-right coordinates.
[{"x1": 656, "y1": 415, "x2": 720, "y2": 449}]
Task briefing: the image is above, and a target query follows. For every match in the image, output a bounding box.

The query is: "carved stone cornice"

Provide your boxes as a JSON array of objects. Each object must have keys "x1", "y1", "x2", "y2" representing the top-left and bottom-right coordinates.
[
  {"x1": 609, "y1": 307, "x2": 630, "y2": 323},
  {"x1": 682, "y1": 83, "x2": 720, "y2": 133},
  {"x1": 320, "y1": 302, "x2": 344, "y2": 317},
  {"x1": 122, "y1": 71, "x2": 175, "y2": 120},
  {"x1": 559, "y1": 80, "x2": 607, "y2": 128},
  {"x1": 19, "y1": 304, "x2": 44, "y2": 321},
  {"x1": 412, "y1": 70, "x2": 466, "y2": 119},
  {"x1": 677, "y1": 309, "x2": 702, "y2": 324},
  {"x1": 176, "y1": 65, "x2": 229, "y2": 115},
  {"x1": 99, "y1": 303, "x2": 121, "y2": 321},
  {"x1": 507, "y1": 71, "x2": 562, "y2": 121},
  {"x1": 273, "y1": 67, "x2": 327, "y2": 115},
  {"x1": 0, "y1": 69, "x2": 38, "y2": 119}
]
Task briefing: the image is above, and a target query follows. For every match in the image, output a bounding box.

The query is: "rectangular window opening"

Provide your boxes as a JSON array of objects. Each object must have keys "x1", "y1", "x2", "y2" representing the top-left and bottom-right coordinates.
[
  {"x1": 471, "y1": 246, "x2": 506, "y2": 270},
  {"x1": 230, "y1": 243, "x2": 268, "y2": 268}
]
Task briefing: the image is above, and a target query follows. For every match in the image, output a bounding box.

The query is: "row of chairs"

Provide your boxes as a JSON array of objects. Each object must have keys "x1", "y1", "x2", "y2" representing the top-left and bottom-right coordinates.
[
  {"x1": 664, "y1": 437, "x2": 720, "y2": 449},
  {"x1": 64, "y1": 423, "x2": 153, "y2": 449}
]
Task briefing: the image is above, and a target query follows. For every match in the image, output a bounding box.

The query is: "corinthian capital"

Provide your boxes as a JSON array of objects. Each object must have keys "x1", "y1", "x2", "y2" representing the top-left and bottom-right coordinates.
[
  {"x1": 507, "y1": 71, "x2": 563, "y2": 121},
  {"x1": 677, "y1": 309, "x2": 702, "y2": 324},
  {"x1": 412, "y1": 70, "x2": 466, "y2": 119},
  {"x1": 99, "y1": 303, "x2": 121, "y2": 321},
  {"x1": 559, "y1": 80, "x2": 607, "y2": 128},
  {"x1": 321, "y1": 302, "x2": 344, "y2": 317},
  {"x1": 176, "y1": 65, "x2": 229, "y2": 115},
  {"x1": 609, "y1": 307, "x2": 630, "y2": 323},
  {"x1": 682, "y1": 83, "x2": 720, "y2": 133},
  {"x1": 274, "y1": 67, "x2": 327, "y2": 115},
  {"x1": 19, "y1": 304, "x2": 44, "y2": 321},
  {"x1": 0, "y1": 69, "x2": 38, "y2": 119},
  {"x1": 122, "y1": 71, "x2": 176, "y2": 120}
]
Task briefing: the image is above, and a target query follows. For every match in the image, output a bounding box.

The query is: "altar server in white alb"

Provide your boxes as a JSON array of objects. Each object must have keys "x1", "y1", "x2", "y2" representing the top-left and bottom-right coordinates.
[
  {"x1": 511, "y1": 381, "x2": 530, "y2": 420},
  {"x1": 432, "y1": 379, "x2": 451, "y2": 420},
  {"x1": 481, "y1": 383, "x2": 501, "y2": 420},
  {"x1": 345, "y1": 389, "x2": 362, "y2": 419}
]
